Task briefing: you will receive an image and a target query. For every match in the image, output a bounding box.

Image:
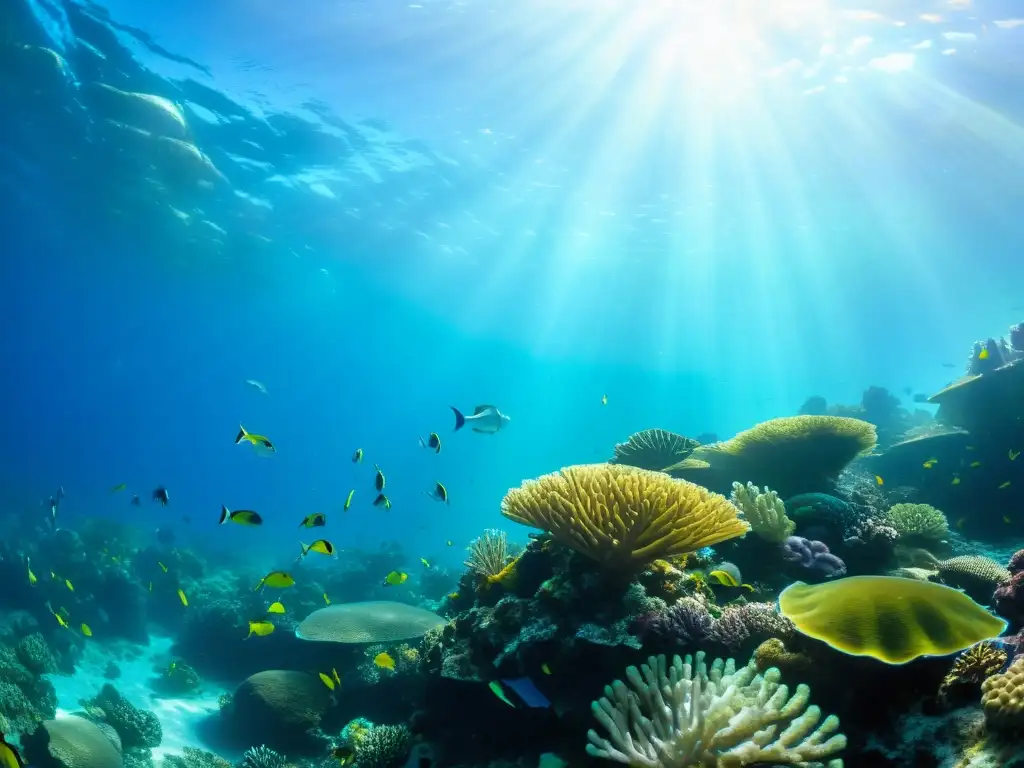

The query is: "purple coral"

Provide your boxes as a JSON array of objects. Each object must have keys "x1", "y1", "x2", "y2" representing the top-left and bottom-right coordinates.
[
  {"x1": 781, "y1": 536, "x2": 847, "y2": 578},
  {"x1": 707, "y1": 603, "x2": 795, "y2": 649},
  {"x1": 637, "y1": 598, "x2": 713, "y2": 646}
]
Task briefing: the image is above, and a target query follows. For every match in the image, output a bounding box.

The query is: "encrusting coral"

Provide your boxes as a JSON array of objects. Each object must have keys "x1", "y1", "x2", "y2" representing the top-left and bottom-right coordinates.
[
  {"x1": 729, "y1": 482, "x2": 794, "y2": 543},
  {"x1": 500, "y1": 464, "x2": 749, "y2": 568},
  {"x1": 981, "y1": 655, "x2": 1024, "y2": 730},
  {"x1": 586, "y1": 651, "x2": 846, "y2": 767}
]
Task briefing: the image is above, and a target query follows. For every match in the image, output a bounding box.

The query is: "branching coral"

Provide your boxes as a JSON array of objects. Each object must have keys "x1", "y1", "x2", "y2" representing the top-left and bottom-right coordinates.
[
  {"x1": 609, "y1": 429, "x2": 699, "y2": 471},
  {"x1": 586, "y1": 651, "x2": 847, "y2": 767},
  {"x1": 730, "y1": 482, "x2": 794, "y2": 543},
  {"x1": 501, "y1": 464, "x2": 749, "y2": 568},
  {"x1": 241, "y1": 745, "x2": 286, "y2": 768},
  {"x1": 884, "y1": 503, "x2": 949, "y2": 542},
  {"x1": 939, "y1": 642, "x2": 1007, "y2": 703},
  {"x1": 354, "y1": 724, "x2": 412, "y2": 768}
]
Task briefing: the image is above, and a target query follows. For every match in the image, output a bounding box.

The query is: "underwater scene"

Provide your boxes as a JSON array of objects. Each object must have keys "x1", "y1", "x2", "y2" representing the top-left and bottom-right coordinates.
[{"x1": 3, "y1": 0, "x2": 1024, "y2": 767}]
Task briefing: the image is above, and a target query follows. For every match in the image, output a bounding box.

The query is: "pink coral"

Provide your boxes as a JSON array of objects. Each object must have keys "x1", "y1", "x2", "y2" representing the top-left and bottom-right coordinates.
[
  {"x1": 994, "y1": 571, "x2": 1024, "y2": 631},
  {"x1": 1007, "y1": 549, "x2": 1024, "y2": 575}
]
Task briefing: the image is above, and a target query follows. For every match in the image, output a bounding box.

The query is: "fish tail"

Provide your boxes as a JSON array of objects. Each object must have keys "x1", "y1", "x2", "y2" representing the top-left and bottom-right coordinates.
[
  {"x1": 450, "y1": 406, "x2": 465, "y2": 431},
  {"x1": 235, "y1": 425, "x2": 247, "y2": 444},
  {"x1": 219, "y1": 505, "x2": 230, "y2": 524},
  {"x1": 435, "y1": 444, "x2": 441, "y2": 454}
]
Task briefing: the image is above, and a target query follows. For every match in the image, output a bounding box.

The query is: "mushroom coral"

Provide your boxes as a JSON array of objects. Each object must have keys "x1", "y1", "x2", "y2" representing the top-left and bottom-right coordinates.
[
  {"x1": 778, "y1": 576, "x2": 1008, "y2": 665},
  {"x1": 664, "y1": 416, "x2": 878, "y2": 497},
  {"x1": 500, "y1": 463, "x2": 749, "y2": 568}
]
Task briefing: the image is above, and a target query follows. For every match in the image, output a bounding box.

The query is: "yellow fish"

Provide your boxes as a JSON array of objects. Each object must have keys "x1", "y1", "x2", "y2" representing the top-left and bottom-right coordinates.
[
  {"x1": 951, "y1": 476, "x2": 961, "y2": 485},
  {"x1": 875, "y1": 475, "x2": 884, "y2": 486},
  {"x1": 541, "y1": 663, "x2": 552, "y2": 675},
  {"x1": 488, "y1": 680, "x2": 515, "y2": 707},
  {"x1": 374, "y1": 464, "x2": 386, "y2": 492},
  {"x1": 267, "y1": 601, "x2": 286, "y2": 614},
  {"x1": 344, "y1": 490, "x2": 355, "y2": 511},
  {"x1": 421, "y1": 558, "x2": 430, "y2": 568},
  {"x1": 81, "y1": 623, "x2": 92, "y2": 637},
  {"x1": 235, "y1": 424, "x2": 276, "y2": 454},
  {"x1": 2, "y1": 730, "x2": 28, "y2": 768},
  {"x1": 447, "y1": 591, "x2": 459, "y2": 600},
  {"x1": 65, "y1": 579, "x2": 74, "y2": 592},
  {"x1": 47, "y1": 604, "x2": 68, "y2": 629},
  {"x1": 245, "y1": 620, "x2": 275, "y2": 639},
  {"x1": 159, "y1": 562, "x2": 168, "y2": 573},
  {"x1": 922, "y1": 460, "x2": 936, "y2": 469},
  {"x1": 331, "y1": 746, "x2": 355, "y2": 766},
  {"x1": 708, "y1": 570, "x2": 739, "y2": 587},
  {"x1": 219, "y1": 506, "x2": 264, "y2": 526},
  {"x1": 319, "y1": 672, "x2": 335, "y2": 690},
  {"x1": 446, "y1": 540, "x2": 453, "y2": 547},
  {"x1": 374, "y1": 652, "x2": 395, "y2": 671},
  {"x1": 1000, "y1": 481, "x2": 1012, "y2": 489},
  {"x1": 1010, "y1": 449, "x2": 1020, "y2": 461},
  {"x1": 26, "y1": 558, "x2": 37, "y2": 586},
  {"x1": 373, "y1": 493, "x2": 391, "y2": 509},
  {"x1": 979, "y1": 347, "x2": 990, "y2": 360},
  {"x1": 332, "y1": 667, "x2": 341, "y2": 685},
  {"x1": 177, "y1": 589, "x2": 188, "y2": 607},
  {"x1": 1004, "y1": 516, "x2": 1012, "y2": 525},
  {"x1": 299, "y1": 540, "x2": 335, "y2": 559},
  {"x1": 970, "y1": 461, "x2": 982, "y2": 468},
  {"x1": 323, "y1": 592, "x2": 331, "y2": 605},
  {"x1": 299, "y1": 513, "x2": 326, "y2": 528},
  {"x1": 382, "y1": 570, "x2": 408, "y2": 586},
  {"x1": 255, "y1": 571, "x2": 295, "y2": 590},
  {"x1": 601, "y1": 394, "x2": 608, "y2": 405},
  {"x1": 110, "y1": 483, "x2": 127, "y2": 493},
  {"x1": 352, "y1": 448, "x2": 363, "y2": 464}
]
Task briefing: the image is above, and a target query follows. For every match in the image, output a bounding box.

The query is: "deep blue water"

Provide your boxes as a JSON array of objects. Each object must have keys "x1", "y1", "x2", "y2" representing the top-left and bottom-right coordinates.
[{"x1": 2, "y1": 0, "x2": 1024, "y2": 570}]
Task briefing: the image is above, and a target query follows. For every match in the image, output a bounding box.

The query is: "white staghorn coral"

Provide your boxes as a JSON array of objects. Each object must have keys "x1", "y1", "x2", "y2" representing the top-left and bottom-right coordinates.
[
  {"x1": 730, "y1": 481, "x2": 795, "y2": 543},
  {"x1": 586, "y1": 651, "x2": 846, "y2": 768}
]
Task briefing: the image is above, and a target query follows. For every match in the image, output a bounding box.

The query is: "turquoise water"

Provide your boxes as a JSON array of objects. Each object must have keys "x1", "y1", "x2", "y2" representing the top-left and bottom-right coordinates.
[{"x1": 3, "y1": 2, "x2": 1024, "y2": 767}]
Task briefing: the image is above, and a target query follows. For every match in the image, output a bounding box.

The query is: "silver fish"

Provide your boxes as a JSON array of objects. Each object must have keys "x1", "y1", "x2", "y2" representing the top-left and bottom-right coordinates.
[{"x1": 450, "y1": 404, "x2": 510, "y2": 434}]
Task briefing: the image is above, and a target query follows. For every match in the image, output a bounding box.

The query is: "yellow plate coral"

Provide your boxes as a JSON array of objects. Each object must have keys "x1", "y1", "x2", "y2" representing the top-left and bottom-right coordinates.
[{"x1": 778, "y1": 576, "x2": 1008, "y2": 665}]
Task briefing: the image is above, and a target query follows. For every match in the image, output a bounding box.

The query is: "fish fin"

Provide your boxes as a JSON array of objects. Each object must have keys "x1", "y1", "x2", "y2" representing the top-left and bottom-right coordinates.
[
  {"x1": 235, "y1": 425, "x2": 247, "y2": 444},
  {"x1": 450, "y1": 406, "x2": 465, "y2": 431},
  {"x1": 219, "y1": 505, "x2": 229, "y2": 524},
  {"x1": 473, "y1": 405, "x2": 497, "y2": 414},
  {"x1": 419, "y1": 437, "x2": 426, "y2": 448}
]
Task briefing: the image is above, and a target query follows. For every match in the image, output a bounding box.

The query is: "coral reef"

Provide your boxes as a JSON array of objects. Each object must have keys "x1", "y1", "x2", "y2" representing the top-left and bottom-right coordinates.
[
  {"x1": 240, "y1": 745, "x2": 285, "y2": 768},
  {"x1": 296, "y1": 602, "x2": 445, "y2": 643},
  {"x1": 981, "y1": 655, "x2": 1024, "y2": 729},
  {"x1": 351, "y1": 724, "x2": 412, "y2": 768},
  {"x1": 586, "y1": 651, "x2": 846, "y2": 766},
  {"x1": 84, "y1": 684, "x2": 162, "y2": 749},
  {"x1": 781, "y1": 536, "x2": 847, "y2": 579},
  {"x1": 163, "y1": 748, "x2": 232, "y2": 768},
  {"x1": 994, "y1": 549, "x2": 1024, "y2": 631},
  {"x1": 939, "y1": 642, "x2": 1008, "y2": 705},
  {"x1": 0, "y1": 633, "x2": 58, "y2": 734},
  {"x1": 21, "y1": 714, "x2": 124, "y2": 768},
  {"x1": 729, "y1": 482, "x2": 794, "y2": 543},
  {"x1": 219, "y1": 670, "x2": 333, "y2": 753},
  {"x1": 500, "y1": 464, "x2": 749, "y2": 568},
  {"x1": 884, "y1": 503, "x2": 950, "y2": 544}
]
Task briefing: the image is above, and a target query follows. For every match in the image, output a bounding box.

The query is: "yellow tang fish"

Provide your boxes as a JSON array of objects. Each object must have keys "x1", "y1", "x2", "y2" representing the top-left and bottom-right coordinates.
[
  {"x1": 298, "y1": 540, "x2": 335, "y2": 558},
  {"x1": 81, "y1": 623, "x2": 92, "y2": 637},
  {"x1": 1000, "y1": 481, "x2": 1012, "y2": 489},
  {"x1": 708, "y1": 570, "x2": 739, "y2": 587},
  {"x1": 979, "y1": 347, "x2": 990, "y2": 360},
  {"x1": 1, "y1": 728, "x2": 28, "y2": 768},
  {"x1": 382, "y1": 570, "x2": 408, "y2": 587},
  {"x1": 488, "y1": 680, "x2": 515, "y2": 708},
  {"x1": 159, "y1": 562, "x2": 168, "y2": 573},
  {"x1": 420, "y1": 558, "x2": 430, "y2": 568},
  {"x1": 255, "y1": 571, "x2": 295, "y2": 590},
  {"x1": 299, "y1": 513, "x2": 326, "y2": 528},
  {"x1": 319, "y1": 672, "x2": 335, "y2": 690},
  {"x1": 26, "y1": 557, "x2": 37, "y2": 586},
  {"x1": 970, "y1": 461, "x2": 982, "y2": 468},
  {"x1": 245, "y1": 620, "x2": 275, "y2": 639},
  {"x1": 352, "y1": 448, "x2": 363, "y2": 464},
  {"x1": 323, "y1": 592, "x2": 331, "y2": 605},
  {"x1": 235, "y1": 424, "x2": 276, "y2": 454},
  {"x1": 419, "y1": 432, "x2": 442, "y2": 454},
  {"x1": 110, "y1": 483, "x2": 127, "y2": 493},
  {"x1": 267, "y1": 601, "x2": 286, "y2": 614},
  {"x1": 374, "y1": 652, "x2": 395, "y2": 671},
  {"x1": 177, "y1": 589, "x2": 188, "y2": 607},
  {"x1": 541, "y1": 663, "x2": 552, "y2": 675},
  {"x1": 951, "y1": 476, "x2": 961, "y2": 485},
  {"x1": 875, "y1": 475, "x2": 884, "y2": 486},
  {"x1": 332, "y1": 667, "x2": 341, "y2": 685},
  {"x1": 65, "y1": 579, "x2": 74, "y2": 592},
  {"x1": 1010, "y1": 449, "x2": 1020, "y2": 461},
  {"x1": 374, "y1": 464, "x2": 386, "y2": 492},
  {"x1": 922, "y1": 460, "x2": 936, "y2": 469},
  {"x1": 447, "y1": 592, "x2": 459, "y2": 600},
  {"x1": 344, "y1": 490, "x2": 355, "y2": 512}
]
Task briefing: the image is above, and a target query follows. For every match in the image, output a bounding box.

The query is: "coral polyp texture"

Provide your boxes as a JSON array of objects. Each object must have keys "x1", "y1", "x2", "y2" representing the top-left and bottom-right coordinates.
[
  {"x1": 295, "y1": 601, "x2": 445, "y2": 643},
  {"x1": 586, "y1": 651, "x2": 846, "y2": 767},
  {"x1": 883, "y1": 503, "x2": 949, "y2": 543},
  {"x1": 981, "y1": 655, "x2": 1024, "y2": 729},
  {"x1": 778, "y1": 576, "x2": 1008, "y2": 664},
  {"x1": 729, "y1": 482, "x2": 794, "y2": 543},
  {"x1": 608, "y1": 428, "x2": 699, "y2": 471},
  {"x1": 500, "y1": 464, "x2": 749, "y2": 568},
  {"x1": 664, "y1": 415, "x2": 878, "y2": 497}
]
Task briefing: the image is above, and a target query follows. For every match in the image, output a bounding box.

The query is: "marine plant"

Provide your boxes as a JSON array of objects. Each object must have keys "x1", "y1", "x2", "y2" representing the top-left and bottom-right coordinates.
[
  {"x1": 608, "y1": 428, "x2": 699, "y2": 471},
  {"x1": 778, "y1": 576, "x2": 1008, "y2": 664},
  {"x1": 241, "y1": 745, "x2": 286, "y2": 768},
  {"x1": 586, "y1": 651, "x2": 846, "y2": 766},
  {"x1": 463, "y1": 528, "x2": 517, "y2": 582},
  {"x1": 500, "y1": 463, "x2": 749, "y2": 568}
]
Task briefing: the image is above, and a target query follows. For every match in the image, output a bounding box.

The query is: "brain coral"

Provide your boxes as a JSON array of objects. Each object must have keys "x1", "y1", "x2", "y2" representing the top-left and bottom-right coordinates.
[
  {"x1": 226, "y1": 670, "x2": 332, "y2": 748},
  {"x1": 778, "y1": 576, "x2": 1008, "y2": 664},
  {"x1": 608, "y1": 429, "x2": 699, "y2": 471},
  {"x1": 981, "y1": 655, "x2": 1024, "y2": 729},
  {"x1": 500, "y1": 463, "x2": 749, "y2": 568},
  {"x1": 23, "y1": 714, "x2": 123, "y2": 768},
  {"x1": 296, "y1": 602, "x2": 445, "y2": 643}
]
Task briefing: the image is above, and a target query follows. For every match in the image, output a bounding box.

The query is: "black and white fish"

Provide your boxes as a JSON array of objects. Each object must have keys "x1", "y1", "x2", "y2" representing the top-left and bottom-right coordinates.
[{"x1": 450, "y1": 404, "x2": 510, "y2": 434}]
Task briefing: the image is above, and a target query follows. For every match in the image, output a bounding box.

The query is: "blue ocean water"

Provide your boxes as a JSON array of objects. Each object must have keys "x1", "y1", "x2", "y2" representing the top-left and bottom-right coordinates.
[{"x1": 3, "y1": 2, "x2": 1024, "y2": 766}]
